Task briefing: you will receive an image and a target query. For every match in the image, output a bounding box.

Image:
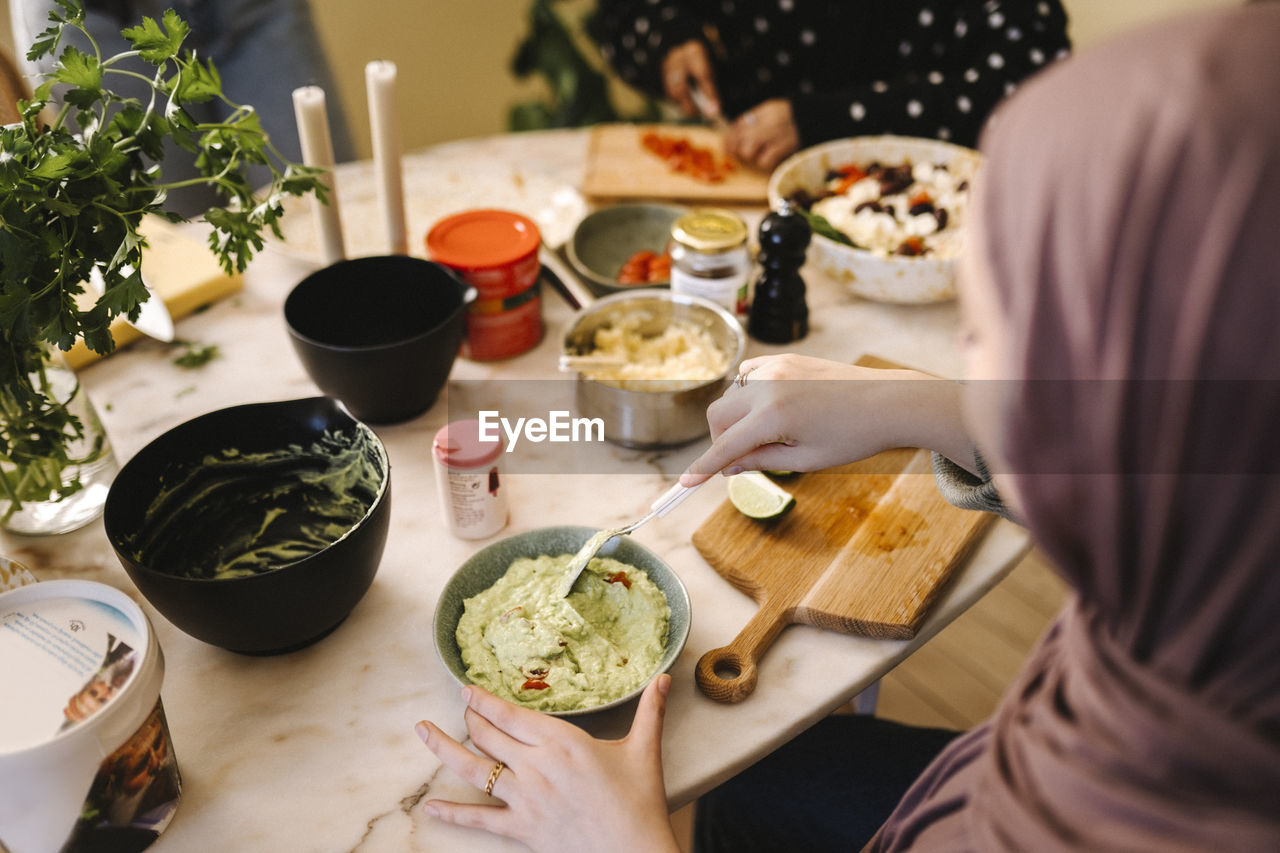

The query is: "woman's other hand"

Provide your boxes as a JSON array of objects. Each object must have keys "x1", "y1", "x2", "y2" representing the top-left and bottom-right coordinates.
[
  {"x1": 725, "y1": 98, "x2": 800, "y2": 171},
  {"x1": 415, "y1": 676, "x2": 680, "y2": 853},
  {"x1": 661, "y1": 39, "x2": 719, "y2": 118},
  {"x1": 680, "y1": 354, "x2": 975, "y2": 487}
]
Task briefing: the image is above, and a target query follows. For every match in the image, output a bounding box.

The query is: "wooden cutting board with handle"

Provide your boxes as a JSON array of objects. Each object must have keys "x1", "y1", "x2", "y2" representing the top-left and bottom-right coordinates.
[
  {"x1": 581, "y1": 123, "x2": 770, "y2": 203},
  {"x1": 691, "y1": 357, "x2": 995, "y2": 703}
]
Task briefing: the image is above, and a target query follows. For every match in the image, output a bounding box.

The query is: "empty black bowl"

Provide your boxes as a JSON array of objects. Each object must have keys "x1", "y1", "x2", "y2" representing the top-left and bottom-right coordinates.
[
  {"x1": 284, "y1": 256, "x2": 475, "y2": 424},
  {"x1": 103, "y1": 397, "x2": 391, "y2": 654}
]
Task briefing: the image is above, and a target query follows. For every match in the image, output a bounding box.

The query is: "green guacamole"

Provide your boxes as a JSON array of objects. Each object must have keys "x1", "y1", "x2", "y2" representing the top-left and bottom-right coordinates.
[{"x1": 457, "y1": 554, "x2": 670, "y2": 712}]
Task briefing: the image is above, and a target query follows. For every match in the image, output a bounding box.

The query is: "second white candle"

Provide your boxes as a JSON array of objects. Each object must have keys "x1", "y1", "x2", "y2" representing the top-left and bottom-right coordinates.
[{"x1": 365, "y1": 60, "x2": 408, "y2": 256}]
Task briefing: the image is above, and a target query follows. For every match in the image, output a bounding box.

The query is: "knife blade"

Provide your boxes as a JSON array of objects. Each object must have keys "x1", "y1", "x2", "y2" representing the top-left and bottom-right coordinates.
[{"x1": 88, "y1": 265, "x2": 176, "y2": 343}]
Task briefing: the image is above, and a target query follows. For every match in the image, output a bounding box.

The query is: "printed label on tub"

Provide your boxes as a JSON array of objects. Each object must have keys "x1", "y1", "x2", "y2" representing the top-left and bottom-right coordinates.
[
  {"x1": 69, "y1": 697, "x2": 182, "y2": 849},
  {"x1": 0, "y1": 590, "x2": 182, "y2": 852},
  {"x1": 1, "y1": 595, "x2": 142, "y2": 752}
]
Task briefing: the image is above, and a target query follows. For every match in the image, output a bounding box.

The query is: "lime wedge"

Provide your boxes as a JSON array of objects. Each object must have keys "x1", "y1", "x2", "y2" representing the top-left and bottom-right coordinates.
[{"x1": 728, "y1": 471, "x2": 796, "y2": 519}]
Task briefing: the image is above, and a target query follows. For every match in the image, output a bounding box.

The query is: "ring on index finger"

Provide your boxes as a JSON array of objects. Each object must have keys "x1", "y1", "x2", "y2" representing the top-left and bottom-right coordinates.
[{"x1": 733, "y1": 372, "x2": 750, "y2": 388}]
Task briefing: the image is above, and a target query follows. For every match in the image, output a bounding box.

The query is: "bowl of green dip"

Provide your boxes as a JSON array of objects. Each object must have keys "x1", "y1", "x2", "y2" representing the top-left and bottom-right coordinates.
[
  {"x1": 104, "y1": 397, "x2": 391, "y2": 655},
  {"x1": 434, "y1": 526, "x2": 690, "y2": 716}
]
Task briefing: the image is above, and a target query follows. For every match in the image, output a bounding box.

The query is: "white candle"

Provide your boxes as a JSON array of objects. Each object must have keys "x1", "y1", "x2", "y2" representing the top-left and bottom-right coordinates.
[
  {"x1": 291, "y1": 85, "x2": 346, "y2": 265},
  {"x1": 365, "y1": 60, "x2": 408, "y2": 255}
]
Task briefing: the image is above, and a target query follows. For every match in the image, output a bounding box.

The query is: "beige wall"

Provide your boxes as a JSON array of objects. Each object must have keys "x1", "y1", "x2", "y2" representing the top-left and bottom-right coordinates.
[{"x1": 3, "y1": 0, "x2": 1242, "y2": 159}]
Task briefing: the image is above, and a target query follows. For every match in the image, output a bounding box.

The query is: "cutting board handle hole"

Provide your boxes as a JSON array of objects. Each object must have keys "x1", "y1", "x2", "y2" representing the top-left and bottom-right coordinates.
[
  {"x1": 713, "y1": 660, "x2": 741, "y2": 679},
  {"x1": 695, "y1": 647, "x2": 759, "y2": 703}
]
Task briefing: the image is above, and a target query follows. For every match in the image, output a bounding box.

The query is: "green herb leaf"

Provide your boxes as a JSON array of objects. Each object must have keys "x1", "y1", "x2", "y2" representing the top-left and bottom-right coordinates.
[
  {"x1": 795, "y1": 208, "x2": 861, "y2": 249},
  {"x1": 172, "y1": 55, "x2": 222, "y2": 103},
  {"x1": 121, "y1": 11, "x2": 188, "y2": 63},
  {"x1": 173, "y1": 341, "x2": 217, "y2": 368},
  {"x1": 52, "y1": 45, "x2": 101, "y2": 91}
]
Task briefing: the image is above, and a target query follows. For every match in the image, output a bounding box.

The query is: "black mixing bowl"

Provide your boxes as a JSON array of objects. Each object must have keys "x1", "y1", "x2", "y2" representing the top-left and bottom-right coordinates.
[
  {"x1": 103, "y1": 397, "x2": 391, "y2": 654},
  {"x1": 284, "y1": 256, "x2": 474, "y2": 424}
]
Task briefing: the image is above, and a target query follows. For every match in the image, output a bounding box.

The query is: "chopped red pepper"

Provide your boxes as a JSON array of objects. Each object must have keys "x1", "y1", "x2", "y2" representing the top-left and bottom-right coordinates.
[
  {"x1": 831, "y1": 164, "x2": 868, "y2": 195},
  {"x1": 521, "y1": 679, "x2": 550, "y2": 691},
  {"x1": 605, "y1": 571, "x2": 632, "y2": 589},
  {"x1": 617, "y1": 249, "x2": 672, "y2": 285},
  {"x1": 641, "y1": 131, "x2": 736, "y2": 183},
  {"x1": 895, "y1": 236, "x2": 927, "y2": 256},
  {"x1": 908, "y1": 190, "x2": 933, "y2": 208}
]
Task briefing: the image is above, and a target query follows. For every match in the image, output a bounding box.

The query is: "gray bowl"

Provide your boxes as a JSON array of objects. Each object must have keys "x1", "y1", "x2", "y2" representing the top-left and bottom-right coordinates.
[
  {"x1": 433, "y1": 525, "x2": 691, "y2": 716},
  {"x1": 567, "y1": 203, "x2": 687, "y2": 297}
]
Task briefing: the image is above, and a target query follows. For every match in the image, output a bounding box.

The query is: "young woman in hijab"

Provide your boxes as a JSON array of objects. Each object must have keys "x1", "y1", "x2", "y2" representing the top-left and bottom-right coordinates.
[{"x1": 413, "y1": 5, "x2": 1280, "y2": 850}]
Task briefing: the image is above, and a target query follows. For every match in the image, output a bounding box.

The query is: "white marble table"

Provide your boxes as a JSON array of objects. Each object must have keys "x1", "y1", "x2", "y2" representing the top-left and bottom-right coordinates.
[{"x1": 1, "y1": 130, "x2": 1027, "y2": 853}]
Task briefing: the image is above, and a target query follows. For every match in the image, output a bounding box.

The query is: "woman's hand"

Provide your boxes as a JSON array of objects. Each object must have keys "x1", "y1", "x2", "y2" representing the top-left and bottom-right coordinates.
[
  {"x1": 415, "y1": 676, "x2": 680, "y2": 853},
  {"x1": 661, "y1": 39, "x2": 719, "y2": 118},
  {"x1": 680, "y1": 354, "x2": 976, "y2": 487},
  {"x1": 724, "y1": 98, "x2": 800, "y2": 171}
]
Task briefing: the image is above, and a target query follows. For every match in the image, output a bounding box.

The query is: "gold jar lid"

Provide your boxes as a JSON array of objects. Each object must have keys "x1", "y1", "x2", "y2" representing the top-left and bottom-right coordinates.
[{"x1": 671, "y1": 209, "x2": 749, "y2": 253}]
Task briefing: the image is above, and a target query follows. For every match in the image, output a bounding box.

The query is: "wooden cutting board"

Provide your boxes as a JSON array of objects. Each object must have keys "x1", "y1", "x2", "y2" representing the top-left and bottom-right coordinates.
[
  {"x1": 691, "y1": 360, "x2": 995, "y2": 702},
  {"x1": 581, "y1": 123, "x2": 771, "y2": 203}
]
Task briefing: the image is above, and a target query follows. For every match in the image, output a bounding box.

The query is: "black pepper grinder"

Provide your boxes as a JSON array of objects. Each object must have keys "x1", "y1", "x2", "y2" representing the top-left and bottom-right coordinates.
[{"x1": 747, "y1": 202, "x2": 811, "y2": 344}]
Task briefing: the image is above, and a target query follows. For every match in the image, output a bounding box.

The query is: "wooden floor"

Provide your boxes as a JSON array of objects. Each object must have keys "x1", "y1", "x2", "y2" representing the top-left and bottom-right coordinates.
[
  {"x1": 876, "y1": 547, "x2": 1069, "y2": 729},
  {"x1": 672, "y1": 547, "x2": 1069, "y2": 849}
]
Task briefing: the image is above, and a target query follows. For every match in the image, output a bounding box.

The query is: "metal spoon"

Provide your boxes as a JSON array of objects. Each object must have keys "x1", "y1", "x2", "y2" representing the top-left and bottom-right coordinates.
[{"x1": 558, "y1": 481, "x2": 701, "y2": 597}]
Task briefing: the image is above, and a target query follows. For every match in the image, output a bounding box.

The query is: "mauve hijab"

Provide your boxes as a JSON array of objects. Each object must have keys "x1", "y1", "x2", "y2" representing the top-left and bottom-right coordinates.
[{"x1": 871, "y1": 6, "x2": 1280, "y2": 850}]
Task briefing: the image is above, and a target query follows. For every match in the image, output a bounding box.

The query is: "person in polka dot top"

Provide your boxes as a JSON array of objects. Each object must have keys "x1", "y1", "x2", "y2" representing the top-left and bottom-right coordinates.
[{"x1": 591, "y1": 0, "x2": 1071, "y2": 170}]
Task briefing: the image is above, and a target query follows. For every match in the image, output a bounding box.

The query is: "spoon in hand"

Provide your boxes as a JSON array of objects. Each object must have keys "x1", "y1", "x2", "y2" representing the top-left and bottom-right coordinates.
[{"x1": 558, "y1": 481, "x2": 701, "y2": 598}]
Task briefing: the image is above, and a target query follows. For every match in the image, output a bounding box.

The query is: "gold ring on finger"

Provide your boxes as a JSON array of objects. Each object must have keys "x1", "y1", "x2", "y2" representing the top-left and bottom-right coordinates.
[{"x1": 484, "y1": 761, "x2": 506, "y2": 797}]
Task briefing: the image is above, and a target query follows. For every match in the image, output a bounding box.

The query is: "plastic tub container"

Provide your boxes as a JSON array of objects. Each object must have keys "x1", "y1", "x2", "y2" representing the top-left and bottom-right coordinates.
[{"x1": 0, "y1": 580, "x2": 181, "y2": 853}]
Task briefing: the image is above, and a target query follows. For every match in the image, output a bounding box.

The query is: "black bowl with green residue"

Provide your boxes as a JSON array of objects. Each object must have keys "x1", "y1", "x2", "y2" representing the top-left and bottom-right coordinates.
[{"x1": 104, "y1": 397, "x2": 391, "y2": 655}]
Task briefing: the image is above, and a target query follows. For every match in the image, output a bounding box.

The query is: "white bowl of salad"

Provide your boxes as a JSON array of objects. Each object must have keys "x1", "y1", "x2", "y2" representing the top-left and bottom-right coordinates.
[{"x1": 768, "y1": 135, "x2": 981, "y2": 303}]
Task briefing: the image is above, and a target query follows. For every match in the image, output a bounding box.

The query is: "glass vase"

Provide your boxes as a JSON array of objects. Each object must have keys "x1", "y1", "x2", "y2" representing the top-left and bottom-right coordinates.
[{"x1": 0, "y1": 346, "x2": 119, "y2": 535}]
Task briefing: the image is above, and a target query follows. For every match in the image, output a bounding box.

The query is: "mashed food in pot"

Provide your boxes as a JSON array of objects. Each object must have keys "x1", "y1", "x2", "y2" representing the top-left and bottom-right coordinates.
[
  {"x1": 580, "y1": 310, "x2": 729, "y2": 391},
  {"x1": 456, "y1": 554, "x2": 669, "y2": 712}
]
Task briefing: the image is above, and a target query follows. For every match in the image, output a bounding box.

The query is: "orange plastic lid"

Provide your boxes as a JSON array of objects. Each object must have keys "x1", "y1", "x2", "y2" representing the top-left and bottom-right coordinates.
[{"x1": 425, "y1": 209, "x2": 542, "y2": 270}]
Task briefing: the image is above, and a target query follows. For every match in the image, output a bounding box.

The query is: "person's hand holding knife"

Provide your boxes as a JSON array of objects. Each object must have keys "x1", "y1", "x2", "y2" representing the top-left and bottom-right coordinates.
[
  {"x1": 659, "y1": 40, "x2": 799, "y2": 172},
  {"x1": 660, "y1": 40, "x2": 721, "y2": 120}
]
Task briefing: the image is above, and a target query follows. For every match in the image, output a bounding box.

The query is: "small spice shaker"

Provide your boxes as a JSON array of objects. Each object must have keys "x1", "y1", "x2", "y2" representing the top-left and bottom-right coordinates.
[
  {"x1": 669, "y1": 208, "x2": 751, "y2": 316},
  {"x1": 747, "y1": 201, "x2": 811, "y2": 344},
  {"x1": 433, "y1": 419, "x2": 508, "y2": 539}
]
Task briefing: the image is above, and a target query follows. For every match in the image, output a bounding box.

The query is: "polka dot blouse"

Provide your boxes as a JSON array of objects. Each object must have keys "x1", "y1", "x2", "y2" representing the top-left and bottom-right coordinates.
[{"x1": 592, "y1": 0, "x2": 1071, "y2": 148}]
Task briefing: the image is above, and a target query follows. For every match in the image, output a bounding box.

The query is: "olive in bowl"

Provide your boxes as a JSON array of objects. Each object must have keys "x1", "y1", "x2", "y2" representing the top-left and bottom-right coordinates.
[{"x1": 103, "y1": 397, "x2": 391, "y2": 655}]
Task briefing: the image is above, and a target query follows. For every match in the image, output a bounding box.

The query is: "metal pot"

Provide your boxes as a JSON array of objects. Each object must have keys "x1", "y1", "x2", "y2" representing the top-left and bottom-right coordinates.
[{"x1": 562, "y1": 289, "x2": 745, "y2": 448}]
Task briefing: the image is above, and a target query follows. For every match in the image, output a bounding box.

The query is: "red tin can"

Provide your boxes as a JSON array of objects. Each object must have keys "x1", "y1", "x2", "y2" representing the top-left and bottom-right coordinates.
[{"x1": 426, "y1": 209, "x2": 544, "y2": 361}]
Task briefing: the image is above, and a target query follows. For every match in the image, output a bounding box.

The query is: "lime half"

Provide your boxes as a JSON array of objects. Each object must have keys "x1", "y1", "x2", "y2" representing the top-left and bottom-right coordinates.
[{"x1": 728, "y1": 471, "x2": 796, "y2": 519}]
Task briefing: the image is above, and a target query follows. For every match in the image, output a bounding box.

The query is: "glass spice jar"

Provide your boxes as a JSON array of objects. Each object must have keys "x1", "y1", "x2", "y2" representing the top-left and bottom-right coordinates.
[{"x1": 669, "y1": 209, "x2": 751, "y2": 316}]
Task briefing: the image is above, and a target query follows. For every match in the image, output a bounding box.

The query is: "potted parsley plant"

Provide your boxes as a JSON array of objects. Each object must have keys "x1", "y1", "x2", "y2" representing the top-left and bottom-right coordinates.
[{"x1": 0, "y1": 0, "x2": 324, "y2": 533}]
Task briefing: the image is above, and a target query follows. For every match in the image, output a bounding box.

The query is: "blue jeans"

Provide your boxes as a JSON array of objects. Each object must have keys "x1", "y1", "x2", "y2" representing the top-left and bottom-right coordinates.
[{"x1": 694, "y1": 715, "x2": 960, "y2": 852}]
